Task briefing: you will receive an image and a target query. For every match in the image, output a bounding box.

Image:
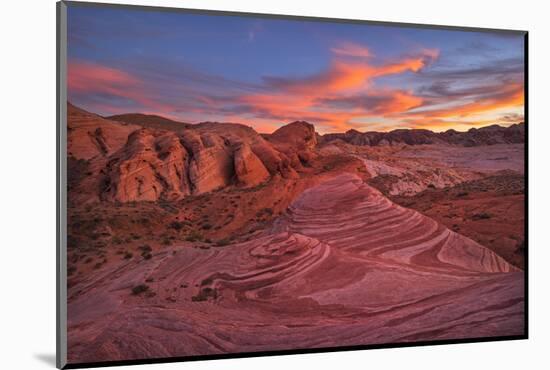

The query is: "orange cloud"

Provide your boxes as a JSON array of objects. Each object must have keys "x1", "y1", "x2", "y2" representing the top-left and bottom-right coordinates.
[
  {"x1": 407, "y1": 83, "x2": 524, "y2": 119},
  {"x1": 237, "y1": 48, "x2": 438, "y2": 132},
  {"x1": 239, "y1": 44, "x2": 523, "y2": 133},
  {"x1": 68, "y1": 59, "x2": 175, "y2": 114},
  {"x1": 69, "y1": 60, "x2": 139, "y2": 94},
  {"x1": 264, "y1": 49, "x2": 436, "y2": 97},
  {"x1": 374, "y1": 91, "x2": 424, "y2": 115}
]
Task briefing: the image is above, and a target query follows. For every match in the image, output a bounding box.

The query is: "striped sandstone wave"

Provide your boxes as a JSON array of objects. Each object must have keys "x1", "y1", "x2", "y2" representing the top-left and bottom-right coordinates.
[{"x1": 67, "y1": 174, "x2": 523, "y2": 363}]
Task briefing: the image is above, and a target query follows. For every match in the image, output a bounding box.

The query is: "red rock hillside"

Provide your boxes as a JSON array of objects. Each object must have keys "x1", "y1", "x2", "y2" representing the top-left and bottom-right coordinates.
[{"x1": 68, "y1": 104, "x2": 315, "y2": 203}]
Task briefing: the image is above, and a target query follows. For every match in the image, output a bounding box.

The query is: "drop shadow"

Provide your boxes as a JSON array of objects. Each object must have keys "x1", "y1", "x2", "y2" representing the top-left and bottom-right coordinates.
[{"x1": 34, "y1": 353, "x2": 56, "y2": 367}]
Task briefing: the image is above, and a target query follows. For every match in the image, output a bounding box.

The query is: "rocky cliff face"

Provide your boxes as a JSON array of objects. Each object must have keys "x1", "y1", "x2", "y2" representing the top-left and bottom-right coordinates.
[
  {"x1": 68, "y1": 104, "x2": 318, "y2": 203},
  {"x1": 67, "y1": 102, "x2": 140, "y2": 160},
  {"x1": 101, "y1": 129, "x2": 193, "y2": 202},
  {"x1": 265, "y1": 121, "x2": 318, "y2": 170},
  {"x1": 233, "y1": 143, "x2": 270, "y2": 187},
  {"x1": 321, "y1": 122, "x2": 525, "y2": 147}
]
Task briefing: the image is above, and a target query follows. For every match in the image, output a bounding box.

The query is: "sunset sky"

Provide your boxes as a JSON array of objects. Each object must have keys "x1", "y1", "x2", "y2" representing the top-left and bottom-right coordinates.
[{"x1": 67, "y1": 4, "x2": 525, "y2": 134}]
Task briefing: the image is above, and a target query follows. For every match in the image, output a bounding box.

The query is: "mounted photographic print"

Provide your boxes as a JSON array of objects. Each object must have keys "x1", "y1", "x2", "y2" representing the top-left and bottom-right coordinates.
[{"x1": 56, "y1": 1, "x2": 528, "y2": 368}]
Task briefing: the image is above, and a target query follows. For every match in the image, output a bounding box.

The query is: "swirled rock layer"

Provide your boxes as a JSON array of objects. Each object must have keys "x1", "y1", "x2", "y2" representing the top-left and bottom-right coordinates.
[{"x1": 67, "y1": 174, "x2": 523, "y2": 364}]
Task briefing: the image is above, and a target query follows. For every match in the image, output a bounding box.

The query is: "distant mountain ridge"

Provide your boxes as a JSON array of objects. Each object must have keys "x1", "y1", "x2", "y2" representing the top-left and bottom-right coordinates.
[
  {"x1": 106, "y1": 113, "x2": 191, "y2": 132},
  {"x1": 321, "y1": 122, "x2": 525, "y2": 147},
  {"x1": 106, "y1": 109, "x2": 524, "y2": 147}
]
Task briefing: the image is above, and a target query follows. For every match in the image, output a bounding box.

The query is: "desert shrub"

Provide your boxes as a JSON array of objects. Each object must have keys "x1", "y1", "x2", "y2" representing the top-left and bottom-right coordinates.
[
  {"x1": 138, "y1": 244, "x2": 152, "y2": 253},
  {"x1": 185, "y1": 230, "x2": 204, "y2": 242},
  {"x1": 169, "y1": 221, "x2": 184, "y2": 231},
  {"x1": 112, "y1": 236, "x2": 123, "y2": 245},
  {"x1": 67, "y1": 266, "x2": 77, "y2": 276},
  {"x1": 516, "y1": 240, "x2": 525, "y2": 254},
  {"x1": 94, "y1": 241, "x2": 106, "y2": 248},
  {"x1": 457, "y1": 191, "x2": 469, "y2": 197},
  {"x1": 123, "y1": 251, "x2": 133, "y2": 259},
  {"x1": 472, "y1": 212, "x2": 491, "y2": 220},
  {"x1": 131, "y1": 284, "x2": 150, "y2": 295},
  {"x1": 191, "y1": 287, "x2": 217, "y2": 302},
  {"x1": 216, "y1": 238, "x2": 231, "y2": 247},
  {"x1": 201, "y1": 223, "x2": 212, "y2": 230},
  {"x1": 256, "y1": 208, "x2": 273, "y2": 217}
]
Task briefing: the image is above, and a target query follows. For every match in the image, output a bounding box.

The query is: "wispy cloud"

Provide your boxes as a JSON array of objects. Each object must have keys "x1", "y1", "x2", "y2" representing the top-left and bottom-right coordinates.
[
  {"x1": 331, "y1": 42, "x2": 372, "y2": 58},
  {"x1": 68, "y1": 60, "x2": 176, "y2": 114}
]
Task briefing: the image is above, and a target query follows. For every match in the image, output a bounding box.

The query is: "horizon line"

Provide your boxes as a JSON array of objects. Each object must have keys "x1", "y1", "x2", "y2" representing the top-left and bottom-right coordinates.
[{"x1": 68, "y1": 101, "x2": 524, "y2": 136}]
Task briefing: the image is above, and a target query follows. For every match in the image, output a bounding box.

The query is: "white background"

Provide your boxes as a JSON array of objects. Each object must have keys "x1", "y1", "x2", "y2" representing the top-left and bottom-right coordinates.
[{"x1": 1, "y1": 0, "x2": 548, "y2": 369}]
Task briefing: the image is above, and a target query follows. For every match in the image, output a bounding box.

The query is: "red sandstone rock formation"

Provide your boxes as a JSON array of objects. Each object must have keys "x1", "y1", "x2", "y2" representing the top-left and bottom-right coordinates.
[
  {"x1": 67, "y1": 173, "x2": 523, "y2": 364},
  {"x1": 68, "y1": 104, "x2": 315, "y2": 203},
  {"x1": 266, "y1": 121, "x2": 318, "y2": 169},
  {"x1": 102, "y1": 129, "x2": 192, "y2": 202},
  {"x1": 233, "y1": 142, "x2": 270, "y2": 187},
  {"x1": 67, "y1": 102, "x2": 139, "y2": 160}
]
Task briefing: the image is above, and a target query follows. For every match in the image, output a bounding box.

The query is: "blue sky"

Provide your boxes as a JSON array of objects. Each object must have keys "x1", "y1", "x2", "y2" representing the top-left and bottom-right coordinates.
[{"x1": 67, "y1": 4, "x2": 525, "y2": 133}]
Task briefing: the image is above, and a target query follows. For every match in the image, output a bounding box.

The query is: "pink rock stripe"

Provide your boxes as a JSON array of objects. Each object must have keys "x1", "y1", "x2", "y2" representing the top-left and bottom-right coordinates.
[{"x1": 67, "y1": 174, "x2": 524, "y2": 363}]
